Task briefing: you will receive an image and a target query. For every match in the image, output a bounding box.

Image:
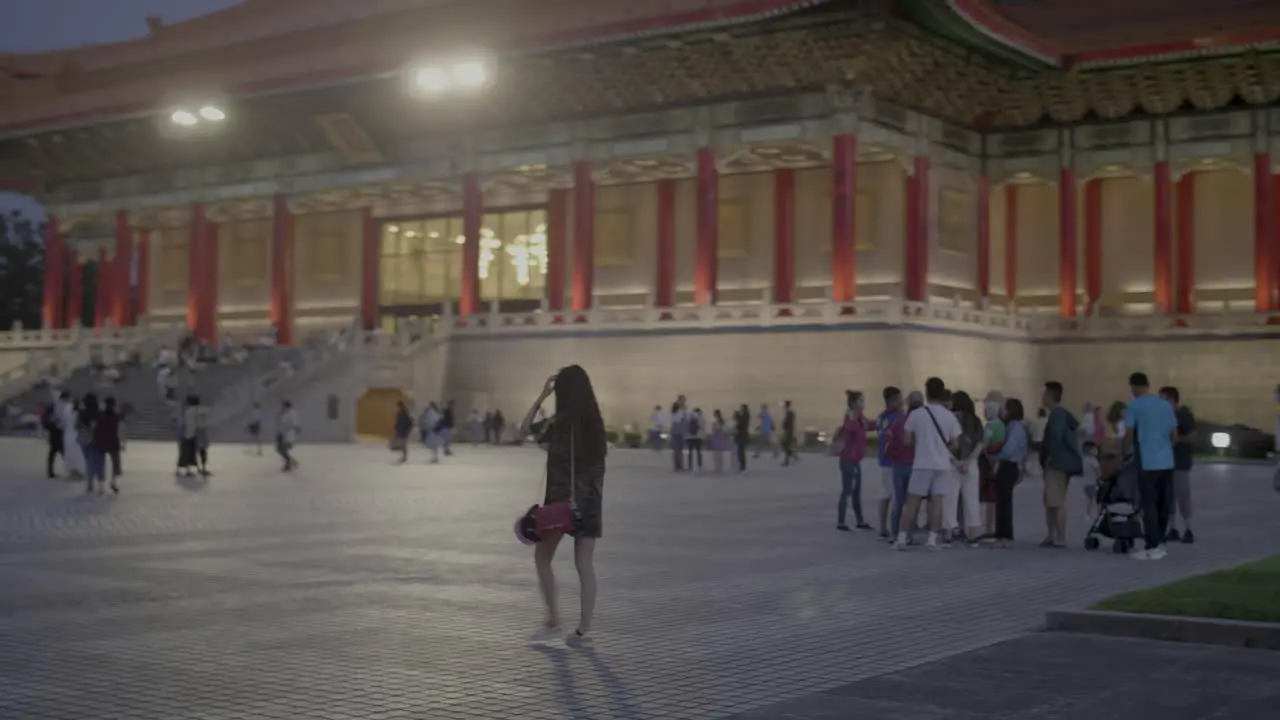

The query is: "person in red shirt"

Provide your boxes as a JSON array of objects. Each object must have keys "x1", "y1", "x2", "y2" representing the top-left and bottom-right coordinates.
[
  {"x1": 887, "y1": 391, "x2": 923, "y2": 537},
  {"x1": 835, "y1": 390, "x2": 876, "y2": 531}
]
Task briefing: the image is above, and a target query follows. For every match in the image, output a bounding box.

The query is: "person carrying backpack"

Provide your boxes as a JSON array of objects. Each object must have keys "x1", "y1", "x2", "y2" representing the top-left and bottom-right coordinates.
[{"x1": 1040, "y1": 381, "x2": 1083, "y2": 548}]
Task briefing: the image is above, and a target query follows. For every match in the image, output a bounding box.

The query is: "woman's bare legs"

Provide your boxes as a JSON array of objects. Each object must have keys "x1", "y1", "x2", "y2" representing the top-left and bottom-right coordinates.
[
  {"x1": 534, "y1": 533, "x2": 564, "y2": 628},
  {"x1": 573, "y1": 537, "x2": 597, "y2": 634}
]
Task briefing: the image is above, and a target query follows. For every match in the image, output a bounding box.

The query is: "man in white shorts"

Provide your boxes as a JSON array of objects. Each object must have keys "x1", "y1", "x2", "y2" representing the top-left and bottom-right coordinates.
[{"x1": 895, "y1": 377, "x2": 961, "y2": 551}]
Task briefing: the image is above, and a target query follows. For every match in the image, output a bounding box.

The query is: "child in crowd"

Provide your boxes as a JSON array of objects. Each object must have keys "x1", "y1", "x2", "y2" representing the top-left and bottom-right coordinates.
[{"x1": 1080, "y1": 441, "x2": 1101, "y2": 523}]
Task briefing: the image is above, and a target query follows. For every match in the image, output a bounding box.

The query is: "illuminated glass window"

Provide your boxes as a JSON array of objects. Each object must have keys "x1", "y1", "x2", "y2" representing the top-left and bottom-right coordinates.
[{"x1": 379, "y1": 209, "x2": 546, "y2": 306}]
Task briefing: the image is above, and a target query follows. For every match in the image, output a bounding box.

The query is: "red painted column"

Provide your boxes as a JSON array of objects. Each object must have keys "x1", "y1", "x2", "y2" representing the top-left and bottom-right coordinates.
[
  {"x1": 42, "y1": 217, "x2": 64, "y2": 330},
  {"x1": 655, "y1": 179, "x2": 676, "y2": 308},
  {"x1": 571, "y1": 162, "x2": 595, "y2": 312},
  {"x1": 459, "y1": 173, "x2": 482, "y2": 317},
  {"x1": 271, "y1": 194, "x2": 295, "y2": 344},
  {"x1": 359, "y1": 208, "x2": 378, "y2": 331},
  {"x1": 112, "y1": 211, "x2": 133, "y2": 327},
  {"x1": 65, "y1": 252, "x2": 83, "y2": 329},
  {"x1": 975, "y1": 174, "x2": 990, "y2": 300},
  {"x1": 772, "y1": 168, "x2": 796, "y2": 305},
  {"x1": 1175, "y1": 173, "x2": 1196, "y2": 315},
  {"x1": 694, "y1": 148, "x2": 719, "y2": 306},
  {"x1": 135, "y1": 230, "x2": 150, "y2": 323},
  {"x1": 94, "y1": 248, "x2": 112, "y2": 329},
  {"x1": 1058, "y1": 168, "x2": 1078, "y2": 317},
  {"x1": 831, "y1": 134, "x2": 857, "y2": 302},
  {"x1": 187, "y1": 205, "x2": 219, "y2": 343},
  {"x1": 1153, "y1": 161, "x2": 1174, "y2": 314},
  {"x1": 545, "y1": 188, "x2": 568, "y2": 312},
  {"x1": 202, "y1": 217, "x2": 220, "y2": 343},
  {"x1": 1082, "y1": 179, "x2": 1102, "y2": 315},
  {"x1": 187, "y1": 205, "x2": 205, "y2": 334},
  {"x1": 913, "y1": 156, "x2": 931, "y2": 302},
  {"x1": 1254, "y1": 154, "x2": 1274, "y2": 311},
  {"x1": 904, "y1": 173, "x2": 919, "y2": 301},
  {"x1": 1005, "y1": 185, "x2": 1019, "y2": 302},
  {"x1": 1273, "y1": 174, "x2": 1280, "y2": 311}
]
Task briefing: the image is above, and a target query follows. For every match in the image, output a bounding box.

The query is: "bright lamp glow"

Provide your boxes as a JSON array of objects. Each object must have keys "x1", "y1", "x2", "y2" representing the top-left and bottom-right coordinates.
[
  {"x1": 1211, "y1": 432, "x2": 1231, "y2": 449},
  {"x1": 171, "y1": 110, "x2": 198, "y2": 126},
  {"x1": 198, "y1": 105, "x2": 226, "y2": 121},
  {"x1": 453, "y1": 60, "x2": 488, "y2": 88},
  {"x1": 415, "y1": 66, "x2": 450, "y2": 92}
]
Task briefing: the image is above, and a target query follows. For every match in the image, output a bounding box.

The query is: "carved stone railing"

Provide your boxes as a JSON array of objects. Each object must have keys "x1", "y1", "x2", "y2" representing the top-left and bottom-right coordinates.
[
  {"x1": 0, "y1": 321, "x2": 180, "y2": 403},
  {"x1": 430, "y1": 298, "x2": 1280, "y2": 342}
]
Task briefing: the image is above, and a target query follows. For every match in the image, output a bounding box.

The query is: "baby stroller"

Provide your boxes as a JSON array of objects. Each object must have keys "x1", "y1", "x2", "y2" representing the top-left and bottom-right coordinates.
[{"x1": 1084, "y1": 460, "x2": 1143, "y2": 554}]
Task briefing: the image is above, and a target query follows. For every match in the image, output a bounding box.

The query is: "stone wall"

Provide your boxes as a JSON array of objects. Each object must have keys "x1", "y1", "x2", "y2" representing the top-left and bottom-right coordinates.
[
  {"x1": 440, "y1": 326, "x2": 1041, "y2": 431},
  {"x1": 1040, "y1": 336, "x2": 1280, "y2": 431},
  {"x1": 436, "y1": 327, "x2": 1279, "y2": 432}
]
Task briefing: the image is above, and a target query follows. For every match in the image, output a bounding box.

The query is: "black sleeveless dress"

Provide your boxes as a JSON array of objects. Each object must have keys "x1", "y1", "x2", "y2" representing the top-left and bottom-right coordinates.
[{"x1": 532, "y1": 417, "x2": 606, "y2": 538}]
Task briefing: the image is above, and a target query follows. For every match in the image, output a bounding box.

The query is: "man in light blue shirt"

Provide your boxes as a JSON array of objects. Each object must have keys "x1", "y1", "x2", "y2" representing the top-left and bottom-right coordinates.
[{"x1": 1123, "y1": 372, "x2": 1178, "y2": 560}]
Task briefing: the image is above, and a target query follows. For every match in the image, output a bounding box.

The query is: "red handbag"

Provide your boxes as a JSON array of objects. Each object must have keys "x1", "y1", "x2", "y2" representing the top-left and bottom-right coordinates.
[{"x1": 514, "y1": 421, "x2": 580, "y2": 545}]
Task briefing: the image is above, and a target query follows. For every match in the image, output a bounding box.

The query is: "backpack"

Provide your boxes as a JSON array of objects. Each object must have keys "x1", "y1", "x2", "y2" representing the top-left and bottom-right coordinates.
[
  {"x1": 884, "y1": 418, "x2": 910, "y2": 464},
  {"x1": 41, "y1": 405, "x2": 57, "y2": 431},
  {"x1": 687, "y1": 414, "x2": 702, "y2": 436}
]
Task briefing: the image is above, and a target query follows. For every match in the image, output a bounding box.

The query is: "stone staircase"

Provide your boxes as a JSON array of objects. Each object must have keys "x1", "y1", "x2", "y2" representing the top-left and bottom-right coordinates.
[{"x1": 123, "y1": 348, "x2": 304, "y2": 440}]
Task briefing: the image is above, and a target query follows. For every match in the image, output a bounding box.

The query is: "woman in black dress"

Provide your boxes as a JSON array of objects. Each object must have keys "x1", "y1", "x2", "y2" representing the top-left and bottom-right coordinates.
[{"x1": 520, "y1": 364, "x2": 607, "y2": 647}]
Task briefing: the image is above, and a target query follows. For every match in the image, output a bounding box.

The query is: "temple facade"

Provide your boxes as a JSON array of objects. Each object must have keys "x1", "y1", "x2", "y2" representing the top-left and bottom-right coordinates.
[{"x1": 5, "y1": 0, "x2": 1280, "y2": 433}]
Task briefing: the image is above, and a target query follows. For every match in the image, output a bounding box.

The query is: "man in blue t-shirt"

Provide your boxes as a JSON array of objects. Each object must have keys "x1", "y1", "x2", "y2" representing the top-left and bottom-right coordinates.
[
  {"x1": 1123, "y1": 372, "x2": 1178, "y2": 560},
  {"x1": 875, "y1": 386, "x2": 904, "y2": 540}
]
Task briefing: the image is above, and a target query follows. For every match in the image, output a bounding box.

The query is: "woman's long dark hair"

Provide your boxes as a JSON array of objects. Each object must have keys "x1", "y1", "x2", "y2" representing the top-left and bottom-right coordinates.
[
  {"x1": 951, "y1": 391, "x2": 976, "y2": 417},
  {"x1": 80, "y1": 393, "x2": 101, "y2": 427},
  {"x1": 554, "y1": 364, "x2": 607, "y2": 463}
]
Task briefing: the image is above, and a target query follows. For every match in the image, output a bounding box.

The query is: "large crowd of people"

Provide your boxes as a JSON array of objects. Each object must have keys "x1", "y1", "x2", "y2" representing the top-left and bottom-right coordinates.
[{"x1": 821, "y1": 372, "x2": 1196, "y2": 560}]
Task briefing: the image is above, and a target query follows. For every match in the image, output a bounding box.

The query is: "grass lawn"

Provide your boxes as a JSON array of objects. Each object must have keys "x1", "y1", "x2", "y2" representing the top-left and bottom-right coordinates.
[{"x1": 1093, "y1": 555, "x2": 1280, "y2": 624}]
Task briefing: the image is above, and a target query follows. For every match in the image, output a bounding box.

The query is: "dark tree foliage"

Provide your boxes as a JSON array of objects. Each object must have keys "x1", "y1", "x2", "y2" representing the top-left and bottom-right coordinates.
[{"x1": 0, "y1": 210, "x2": 44, "y2": 330}]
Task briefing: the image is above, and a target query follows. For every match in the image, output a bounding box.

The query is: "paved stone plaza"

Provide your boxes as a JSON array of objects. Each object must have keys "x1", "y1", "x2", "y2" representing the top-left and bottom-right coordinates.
[{"x1": 0, "y1": 439, "x2": 1277, "y2": 720}]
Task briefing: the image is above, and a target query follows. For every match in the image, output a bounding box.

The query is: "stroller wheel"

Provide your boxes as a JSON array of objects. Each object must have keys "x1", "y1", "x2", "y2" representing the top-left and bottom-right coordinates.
[{"x1": 1084, "y1": 537, "x2": 1100, "y2": 551}]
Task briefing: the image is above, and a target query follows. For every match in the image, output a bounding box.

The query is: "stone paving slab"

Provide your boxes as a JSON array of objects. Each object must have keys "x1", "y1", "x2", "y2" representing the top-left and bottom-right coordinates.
[
  {"x1": 0, "y1": 439, "x2": 1277, "y2": 719},
  {"x1": 728, "y1": 632, "x2": 1280, "y2": 719}
]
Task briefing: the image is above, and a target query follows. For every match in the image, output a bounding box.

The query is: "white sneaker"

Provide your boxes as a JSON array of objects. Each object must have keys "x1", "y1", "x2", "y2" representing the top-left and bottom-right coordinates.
[
  {"x1": 892, "y1": 538, "x2": 908, "y2": 551},
  {"x1": 925, "y1": 537, "x2": 939, "y2": 551},
  {"x1": 1148, "y1": 546, "x2": 1167, "y2": 560},
  {"x1": 565, "y1": 630, "x2": 593, "y2": 648},
  {"x1": 528, "y1": 626, "x2": 561, "y2": 644},
  {"x1": 1129, "y1": 548, "x2": 1150, "y2": 560}
]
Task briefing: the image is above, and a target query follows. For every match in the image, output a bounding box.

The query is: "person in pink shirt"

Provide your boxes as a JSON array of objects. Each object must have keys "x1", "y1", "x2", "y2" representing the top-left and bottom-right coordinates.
[{"x1": 835, "y1": 390, "x2": 876, "y2": 531}]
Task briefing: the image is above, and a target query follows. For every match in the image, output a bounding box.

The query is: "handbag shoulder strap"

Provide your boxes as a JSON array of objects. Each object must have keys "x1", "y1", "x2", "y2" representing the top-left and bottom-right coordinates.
[{"x1": 923, "y1": 406, "x2": 949, "y2": 446}]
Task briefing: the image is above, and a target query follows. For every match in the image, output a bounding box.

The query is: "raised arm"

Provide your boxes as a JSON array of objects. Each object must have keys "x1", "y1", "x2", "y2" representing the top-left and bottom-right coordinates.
[{"x1": 520, "y1": 375, "x2": 557, "y2": 437}]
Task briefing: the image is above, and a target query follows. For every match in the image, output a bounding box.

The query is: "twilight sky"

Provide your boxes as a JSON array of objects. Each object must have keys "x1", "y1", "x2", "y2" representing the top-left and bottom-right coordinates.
[
  {"x1": 1, "y1": 0, "x2": 241, "y2": 53},
  {"x1": 2, "y1": 0, "x2": 241, "y2": 218}
]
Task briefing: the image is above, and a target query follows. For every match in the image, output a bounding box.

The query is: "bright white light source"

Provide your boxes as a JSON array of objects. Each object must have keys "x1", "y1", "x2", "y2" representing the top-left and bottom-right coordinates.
[
  {"x1": 415, "y1": 66, "x2": 451, "y2": 92},
  {"x1": 171, "y1": 110, "x2": 198, "y2": 126},
  {"x1": 452, "y1": 60, "x2": 488, "y2": 88},
  {"x1": 1211, "y1": 432, "x2": 1231, "y2": 449},
  {"x1": 198, "y1": 105, "x2": 226, "y2": 121}
]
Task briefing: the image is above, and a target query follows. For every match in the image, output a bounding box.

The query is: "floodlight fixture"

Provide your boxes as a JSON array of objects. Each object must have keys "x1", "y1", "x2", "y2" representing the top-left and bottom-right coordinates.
[
  {"x1": 415, "y1": 66, "x2": 451, "y2": 92},
  {"x1": 198, "y1": 105, "x2": 226, "y2": 121},
  {"x1": 452, "y1": 60, "x2": 488, "y2": 88}
]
